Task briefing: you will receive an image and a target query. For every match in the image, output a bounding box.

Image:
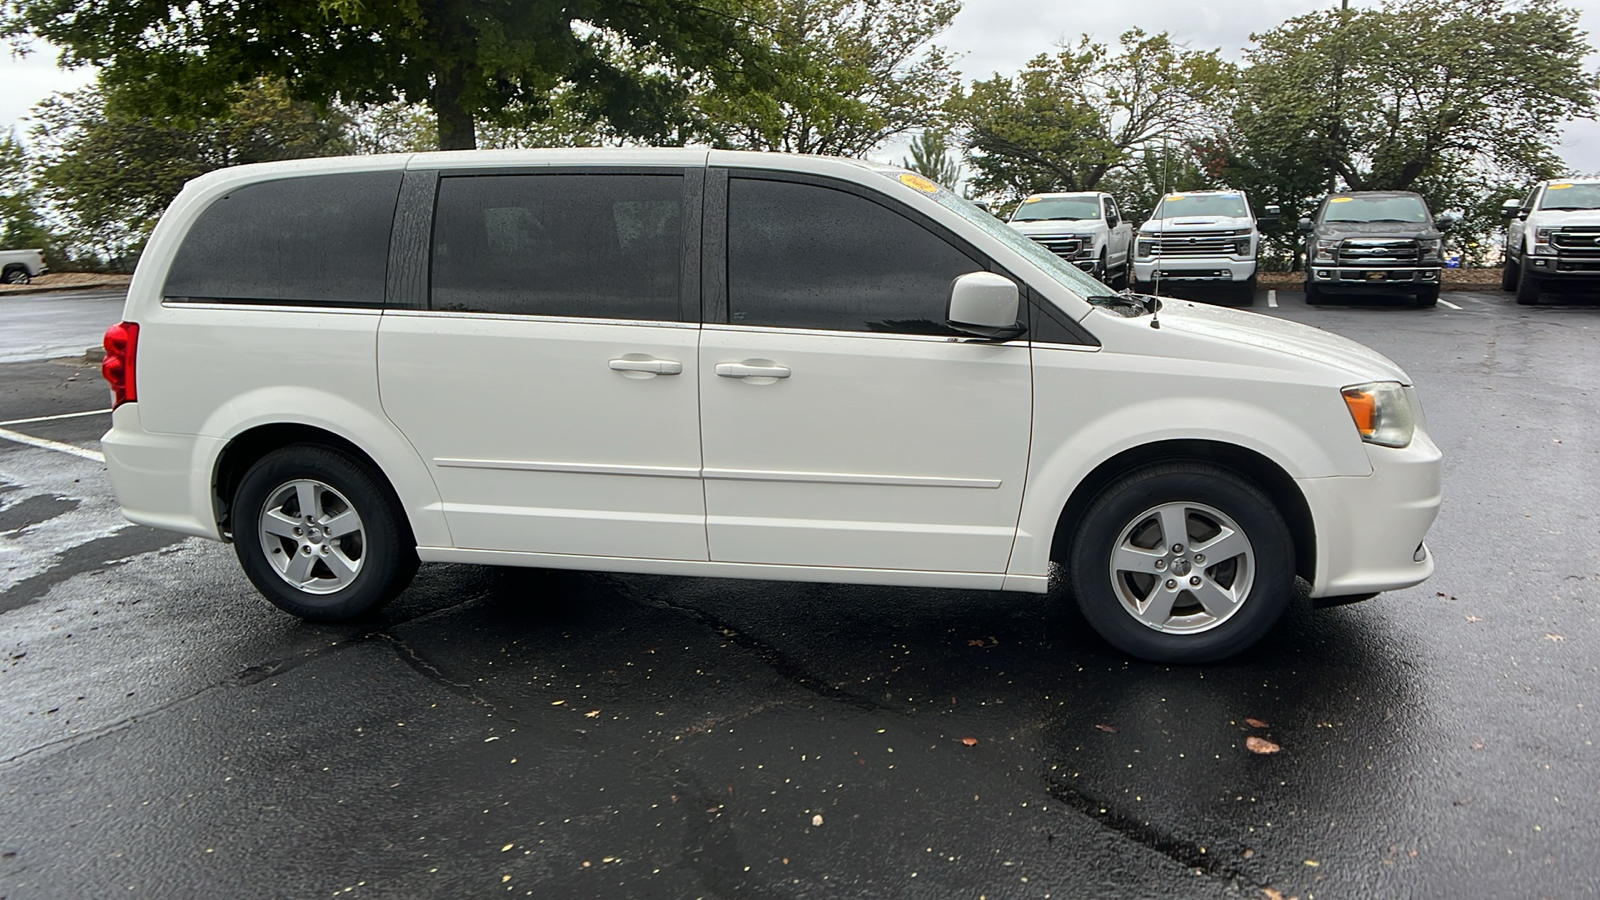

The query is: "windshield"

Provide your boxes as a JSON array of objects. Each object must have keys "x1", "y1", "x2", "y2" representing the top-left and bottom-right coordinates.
[
  {"x1": 1322, "y1": 195, "x2": 1429, "y2": 223},
  {"x1": 1011, "y1": 196, "x2": 1102, "y2": 222},
  {"x1": 1151, "y1": 194, "x2": 1248, "y2": 219},
  {"x1": 1539, "y1": 183, "x2": 1600, "y2": 210},
  {"x1": 886, "y1": 173, "x2": 1120, "y2": 304}
]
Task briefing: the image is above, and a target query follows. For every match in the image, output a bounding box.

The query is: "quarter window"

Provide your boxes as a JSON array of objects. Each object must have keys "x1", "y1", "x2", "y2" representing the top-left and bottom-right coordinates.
[
  {"x1": 163, "y1": 171, "x2": 402, "y2": 306},
  {"x1": 726, "y1": 177, "x2": 983, "y2": 334},
  {"x1": 431, "y1": 174, "x2": 683, "y2": 321}
]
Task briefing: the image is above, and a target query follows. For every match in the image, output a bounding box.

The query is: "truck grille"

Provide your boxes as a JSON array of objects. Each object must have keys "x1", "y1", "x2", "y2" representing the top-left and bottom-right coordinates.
[
  {"x1": 1150, "y1": 230, "x2": 1236, "y2": 257},
  {"x1": 1027, "y1": 234, "x2": 1085, "y2": 259},
  {"x1": 1551, "y1": 228, "x2": 1600, "y2": 258},
  {"x1": 1334, "y1": 239, "x2": 1420, "y2": 266}
]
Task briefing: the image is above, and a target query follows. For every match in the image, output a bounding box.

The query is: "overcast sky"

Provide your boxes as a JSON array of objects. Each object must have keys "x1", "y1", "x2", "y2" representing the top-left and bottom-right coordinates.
[{"x1": 5, "y1": 0, "x2": 1600, "y2": 170}]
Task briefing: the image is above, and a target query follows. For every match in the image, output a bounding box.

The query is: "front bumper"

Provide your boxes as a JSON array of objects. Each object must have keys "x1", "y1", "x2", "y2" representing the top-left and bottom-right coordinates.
[
  {"x1": 1524, "y1": 254, "x2": 1600, "y2": 280},
  {"x1": 1308, "y1": 265, "x2": 1441, "y2": 291},
  {"x1": 1297, "y1": 427, "x2": 1442, "y2": 598},
  {"x1": 1132, "y1": 258, "x2": 1256, "y2": 283},
  {"x1": 101, "y1": 404, "x2": 224, "y2": 540}
]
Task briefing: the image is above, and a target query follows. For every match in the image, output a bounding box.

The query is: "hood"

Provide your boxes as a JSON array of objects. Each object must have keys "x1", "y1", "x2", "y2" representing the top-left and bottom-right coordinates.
[
  {"x1": 1153, "y1": 299, "x2": 1410, "y2": 384},
  {"x1": 1009, "y1": 219, "x2": 1099, "y2": 236},
  {"x1": 1526, "y1": 208, "x2": 1600, "y2": 226},
  {"x1": 1316, "y1": 220, "x2": 1440, "y2": 240},
  {"x1": 1140, "y1": 215, "x2": 1253, "y2": 233}
]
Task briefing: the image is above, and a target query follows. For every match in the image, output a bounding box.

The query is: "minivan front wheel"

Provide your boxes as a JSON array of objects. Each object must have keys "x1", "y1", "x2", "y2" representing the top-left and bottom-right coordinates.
[
  {"x1": 233, "y1": 445, "x2": 417, "y2": 621},
  {"x1": 1068, "y1": 463, "x2": 1294, "y2": 663}
]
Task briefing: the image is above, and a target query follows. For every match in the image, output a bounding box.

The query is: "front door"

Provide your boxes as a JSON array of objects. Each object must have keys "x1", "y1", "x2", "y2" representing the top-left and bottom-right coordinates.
[
  {"x1": 378, "y1": 169, "x2": 708, "y2": 560},
  {"x1": 698, "y1": 173, "x2": 1032, "y2": 574}
]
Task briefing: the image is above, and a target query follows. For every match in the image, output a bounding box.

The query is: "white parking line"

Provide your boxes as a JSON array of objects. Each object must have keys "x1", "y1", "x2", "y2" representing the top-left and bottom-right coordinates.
[
  {"x1": 0, "y1": 408, "x2": 111, "y2": 427},
  {"x1": 1267, "y1": 289, "x2": 1278, "y2": 308},
  {"x1": 1438, "y1": 298, "x2": 1462, "y2": 310},
  {"x1": 0, "y1": 426, "x2": 105, "y2": 463}
]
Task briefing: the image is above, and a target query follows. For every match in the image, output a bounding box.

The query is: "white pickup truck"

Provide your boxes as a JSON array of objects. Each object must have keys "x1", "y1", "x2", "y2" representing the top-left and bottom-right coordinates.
[
  {"x1": 1007, "y1": 191, "x2": 1133, "y2": 287},
  {"x1": 1132, "y1": 190, "x2": 1279, "y2": 303},
  {"x1": 1501, "y1": 179, "x2": 1600, "y2": 305},
  {"x1": 1, "y1": 248, "x2": 48, "y2": 284}
]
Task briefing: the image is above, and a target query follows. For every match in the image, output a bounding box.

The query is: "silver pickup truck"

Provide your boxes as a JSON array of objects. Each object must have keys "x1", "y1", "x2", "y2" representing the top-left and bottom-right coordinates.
[{"x1": 1, "y1": 248, "x2": 48, "y2": 284}]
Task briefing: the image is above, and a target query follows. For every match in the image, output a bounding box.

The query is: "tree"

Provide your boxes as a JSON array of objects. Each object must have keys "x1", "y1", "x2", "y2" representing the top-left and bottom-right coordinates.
[
  {"x1": 902, "y1": 130, "x2": 961, "y2": 186},
  {"x1": 29, "y1": 79, "x2": 351, "y2": 262},
  {"x1": 951, "y1": 29, "x2": 1234, "y2": 201},
  {"x1": 3, "y1": 0, "x2": 771, "y2": 151},
  {"x1": 690, "y1": 0, "x2": 961, "y2": 156},
  {"x1": 0, "y1": 133, "x2": 52, "y2": 252},
  {"x1": 1234, "y1": 0, "x2": 1599, "y2": 194}
]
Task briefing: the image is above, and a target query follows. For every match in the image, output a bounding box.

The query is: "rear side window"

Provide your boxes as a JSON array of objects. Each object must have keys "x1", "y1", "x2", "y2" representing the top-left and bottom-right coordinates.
[
  {"x1": 727, "y1": 177, "x2": 982, "y2": 334},
  {"x1": 430, "y1": 173, "x2": 683, "y2": 321},
  {"x1": 163, "y1": 171, "x2": 402, "y2": 306}
]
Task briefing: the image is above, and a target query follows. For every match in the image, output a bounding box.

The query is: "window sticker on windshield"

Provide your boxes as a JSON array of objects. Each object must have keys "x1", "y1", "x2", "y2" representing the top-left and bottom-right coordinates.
[
  {"x1": 899, "y1": 173, "x2": 939, "y2": 194},
  {"x1": 1330, "y1": 197, "x2": 1353, "y2": 202},
  {"x1": 1167, "y1": 195, "x2": 1185, "y2": 200},
  {"x1": 1549, "y1": 183, "x2": 1573, "y2": 189},
  {"x1": 1022, "y1": 196, "x2": 1041, "y2": 203}
]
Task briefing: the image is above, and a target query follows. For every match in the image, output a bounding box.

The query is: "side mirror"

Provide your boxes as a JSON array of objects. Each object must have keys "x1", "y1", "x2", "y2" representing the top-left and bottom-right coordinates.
[
  {"x1": 1434, "y1": 213, "x2": 1460, "y2": 231},
  {"x1": 1297, "y1": 217, "x2": 1315, "y2": 234},
  {"x1": 1500, "y1": 199, "x2": 1522, "y2": 219},
  {"x1": 947, "y1": 272, "x2": 1024, "y2": 341},
  {"x1": 1257, "y1": 204, "x2": 1281, "y2": 228},
  {"x1": 1106, "y1": 211, "x2": 1120, "y2": 227}
]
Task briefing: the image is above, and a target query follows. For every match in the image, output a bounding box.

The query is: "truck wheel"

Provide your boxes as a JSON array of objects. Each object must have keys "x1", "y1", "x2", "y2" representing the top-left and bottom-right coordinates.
[
  {"x1": 233, "y1": 444, "x2": 418, "y2": 622},
  {"x1": 1, "y1": 265, "x2": 29, "y2": 285},
  {"x1": 1415, "y1": 285, "x2": 1440, "y2": 308},
  {"x1": 1112, "y1": 260, "x2": 1130, "y2": 291},
  {"x1": 1304, "y1": 280, "x2": 1324, "y2": 305},
  {"x1": 1236, "y1": 274, "x2": 1257, "y2": 306},
  {"x1": 1067, "y1": 463, "x2": 1295, "y2": 664},
  {"x1": 1515, "y1": 263, "x2": 1542, "y2": 305},
  {"x1": 1500, "y1": 257, "x2": 1519, "y2": 292},
  {"x1": 1096, "y1": 249, "x2": 1111, "y2": 287}
]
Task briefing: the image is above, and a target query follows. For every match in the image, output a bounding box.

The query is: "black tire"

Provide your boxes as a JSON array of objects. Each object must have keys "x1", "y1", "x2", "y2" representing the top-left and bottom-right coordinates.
[
  {"x1": 1304, "y1": 280, "x2": 1325, "y2": 305},
  {"x1": 1095, "y1": 249, "x2": 1111, "y2": 286},
  {"x1": 1133, "y1": 279, "x2": 1155, "y2": 296},
  {"x1": 1500, "y1": 257, "x2": 1519, "y2": 292},
  {"x1": 1, "y1": 265, "x2": 29, "y2": 285},
  {"x1": 1235, "y1": 273, "x2": 1257, "y2": 306},
  {"x1": 232, "y1": 444, "x2": 417, "y2": 621},
  {"x1": 1067, "y1": 463, "x2": 1295, "y2": 664},
  {"x1": 1515, "y1": 262, "x2": 1542, "y2": 305},
  {"x1": 1414, "y1": 285, "x2": 1440, "y2": 308}
]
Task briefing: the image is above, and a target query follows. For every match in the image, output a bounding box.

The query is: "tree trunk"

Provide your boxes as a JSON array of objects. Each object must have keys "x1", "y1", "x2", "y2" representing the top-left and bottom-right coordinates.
[{"x1": 434, "y1": 61, "x2": 477, "y2": 150}]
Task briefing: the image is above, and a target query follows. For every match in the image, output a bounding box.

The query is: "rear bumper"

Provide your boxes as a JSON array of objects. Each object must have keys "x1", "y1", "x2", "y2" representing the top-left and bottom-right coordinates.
[
  {"x1": 1132, "y1": 258, "x2": 1255, "y2": 282},
  {"x1": 101, "y1": 404, "x2": 223, "y2": 540},
  {"x1": 1297, "y1": 429, "x2": 1442, "y2": 598}
]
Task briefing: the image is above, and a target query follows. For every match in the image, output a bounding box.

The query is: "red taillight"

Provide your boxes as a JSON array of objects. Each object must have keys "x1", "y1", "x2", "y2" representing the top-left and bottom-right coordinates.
[{"x1": 102, "y1": 321, "x2": 139, "y2": 408}]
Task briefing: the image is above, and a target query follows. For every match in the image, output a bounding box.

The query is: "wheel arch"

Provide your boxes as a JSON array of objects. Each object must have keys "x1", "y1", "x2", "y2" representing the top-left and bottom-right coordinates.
[{"x1": 1047, "y1": 439, "x2": 1316, "y2": 585}]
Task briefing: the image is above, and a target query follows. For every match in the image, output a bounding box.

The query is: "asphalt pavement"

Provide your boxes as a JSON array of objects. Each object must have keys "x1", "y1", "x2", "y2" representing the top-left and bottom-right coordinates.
[
  {"x1": 0, "y1": 290, "x2": 127, "y2": 364},
  {"x1": 0, "y1": 288, "x2": 1597, "y2": 898}
]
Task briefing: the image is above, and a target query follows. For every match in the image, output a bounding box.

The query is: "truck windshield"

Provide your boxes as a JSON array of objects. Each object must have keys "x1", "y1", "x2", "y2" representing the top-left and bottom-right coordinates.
[
  {"x1": 1322, "y1": 195, "x2": 1429, "y2": 223},
  {"x1": 1011, "y1": 196, "x2": 1102, "y2": 222},
  {"x1": 1539, "y1": 183, "x2": 1600, "y2": 210},
  {"x1": 1150, "y1": 194, "x2": 1248, "y2": 219}
]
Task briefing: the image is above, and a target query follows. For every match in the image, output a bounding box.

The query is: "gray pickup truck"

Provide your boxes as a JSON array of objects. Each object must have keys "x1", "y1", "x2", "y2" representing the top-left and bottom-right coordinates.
[{"x1": 1299, "y1": 192, "x2": 1453, "y2": 307}]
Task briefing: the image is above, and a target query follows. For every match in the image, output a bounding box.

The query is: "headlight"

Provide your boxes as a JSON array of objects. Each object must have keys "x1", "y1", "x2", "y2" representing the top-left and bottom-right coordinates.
[
  {"x1": 1234, "y1": 238, "x2": 1252, "y2": 255},
  {"x1": 1137, "y1": 240, "x2": 1155, "y2": 258},
  {"x1": 1417, "y1": 238, "x2": 1441, "y2": 258},
  {"x1": 1341, "y1": 382, "x2": 1414, "y2": 448},
  {"x1": 1534, "y1": 227, "x2": 1556, "y2": 255},
  {"x1": 1313, "y1": 243, "x2": 1336, "y2": 262}
]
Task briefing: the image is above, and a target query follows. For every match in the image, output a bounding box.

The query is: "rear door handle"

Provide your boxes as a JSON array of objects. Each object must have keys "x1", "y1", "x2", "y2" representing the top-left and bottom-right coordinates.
[
  {"x1": 715, "y1": 363, "x2": 791, "y2": 379},
  {"x1": 610, "y1": 358, "x2": 682, "y2": 375}
]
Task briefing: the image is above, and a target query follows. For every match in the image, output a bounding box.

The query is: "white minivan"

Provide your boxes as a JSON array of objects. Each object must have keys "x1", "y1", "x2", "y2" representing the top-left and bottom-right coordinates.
[{"x1": 101, "y1": 150, "x2": 1441, "y2": 663}]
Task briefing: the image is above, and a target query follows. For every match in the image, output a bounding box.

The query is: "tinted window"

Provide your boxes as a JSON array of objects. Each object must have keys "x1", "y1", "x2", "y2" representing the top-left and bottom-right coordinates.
[
  {"x1": 431, "y1": 174, "x2": 682, "y2": 320},
  {"x1": 728, "y1": 178, "x2": 982, "y2": 333},
  {"x1": 164, "y1": 171, "x2": 402, "y2": 306}
]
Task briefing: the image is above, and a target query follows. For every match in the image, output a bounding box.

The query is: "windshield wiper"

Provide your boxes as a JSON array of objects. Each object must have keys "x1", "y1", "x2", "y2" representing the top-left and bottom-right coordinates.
[{"x1": 1086, "y1": 293, "x2": 1155, "y2": 318}]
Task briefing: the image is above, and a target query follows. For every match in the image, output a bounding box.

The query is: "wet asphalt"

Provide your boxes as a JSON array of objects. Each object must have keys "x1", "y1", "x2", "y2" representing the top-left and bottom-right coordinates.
[{"x1": 0, "y1": 288, "x2": 1596, "y2": 898}]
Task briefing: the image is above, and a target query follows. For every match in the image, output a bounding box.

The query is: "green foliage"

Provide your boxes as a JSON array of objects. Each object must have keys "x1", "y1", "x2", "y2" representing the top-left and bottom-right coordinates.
[
  {"x1": 952, "y1": 29, "x2": 1234, "y2": 202},
  {"x1": 29, "y1": 79, "x2": 351, "y2": 262},
  {"x1": 0, "y1": 132, "x2": 53, "y2": 253},
  {"x1": 2, "y1": 0, "x2": 774, "y2": 150},
  {"x1": 901, "y1": 130, "x2": 961, "y2": 187}
]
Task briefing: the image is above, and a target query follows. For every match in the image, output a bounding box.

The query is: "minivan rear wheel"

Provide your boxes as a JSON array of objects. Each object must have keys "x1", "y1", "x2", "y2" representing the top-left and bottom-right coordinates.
[
  {"x1": 1068, "y1": 463, "x2": 1294, "y2": 663},
  {"x1": 233, "y1": 445, "x2": 417, "y2": 621}
]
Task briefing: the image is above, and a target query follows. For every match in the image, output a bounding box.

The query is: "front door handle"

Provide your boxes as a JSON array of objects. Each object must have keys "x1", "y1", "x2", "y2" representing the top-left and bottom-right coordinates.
[
  {"x1": 715, "y1": 363, "x2": 791, "y2": 379},
  {"x1": 610, "y1": 358, "x2": 682, "y2": 375}
]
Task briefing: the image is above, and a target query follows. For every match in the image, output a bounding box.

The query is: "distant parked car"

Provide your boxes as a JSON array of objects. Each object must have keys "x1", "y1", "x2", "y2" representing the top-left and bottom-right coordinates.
[
  {"x1": 1007, "y1": 191, "x2": 1133, "y2": 287},
  {"x1": 1, "y1": 249, "x2": 48, "y2": 284},
  {"x1": 1298, "y1": 191, "x2": 1453, "y2": 308},
  {"x1": 1132, "y1": 191, "x2": 1279, "y2": 304},
  {"x1": 1501, "y1": 179, "x2": 1600, "y2": 304}
]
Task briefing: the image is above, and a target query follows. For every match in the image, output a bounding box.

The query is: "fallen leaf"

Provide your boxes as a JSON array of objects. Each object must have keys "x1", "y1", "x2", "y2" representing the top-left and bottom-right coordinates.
[
  {"x1": 961, "y1": 737, "x2": 979, "y2": 746},
  {"x1": 1246, "y1": 718, "x2": 1269, "y2": 729},
  {"x1": 1470, "y1": 740, "x2": 1485, "y2": 750},
  {"x1": 967, "y1": 636, "x2": 998, "y2": 648},
  {"x1": 551, "y1": 700, "x2": 566, "y2": 706},
  {"x1": 1094, "y1": 723, "x2": 1119, "y2": 733},
  {"x1": 1242, "y1": 848, "x2": 1254, "y2": 859},
  {"x1": 1260, "y1": 889, "x2": 1286, "y2": 900},
  {"x1": 812, "y1": 814, "x2": 824, "y2": 827},
  {"x1": 1545, "y1": 633, "x2": 1565, "y2": 642},
  {"x1": 585, "y1": 710, "x2": 600, "y2": 718},
  {"x1": 501, "y1": 843, "x2": 514, "y2": 852},
  {"x1": 1245, "y1": 736, "x2": 1281, "y2": 755},
  {"x1": 1465, "y1": 615, "x2": 1482, "y2": 623},
  {"x1": 1454, "y1": 796, "x2": 1473, "y2": 806},
  {"x1": 1303, "y1": 859, "x2": 1319, "y2": 867},
  {"x1": 501, "y1": 875, "x2": 511, "y2": 882}
]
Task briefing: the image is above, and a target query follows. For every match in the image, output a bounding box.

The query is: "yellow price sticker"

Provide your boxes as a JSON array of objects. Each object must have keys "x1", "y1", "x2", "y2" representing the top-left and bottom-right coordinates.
[
  {"x1": 1167, "y1": 195, "x2": 1185, "y2": 200},
  {"x1": 1549, "y1": 183, "x2": 1574, "y2": 189},
  {"x1": 1022, "y1": 196, "x2": 1042, "y2": 203},
  {"x1": 899, "y1": 173, "x2": 939, "y2": 193},
  {"x1": 1330, "y1": 196, "x2": 1354, "y2": 202}
]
